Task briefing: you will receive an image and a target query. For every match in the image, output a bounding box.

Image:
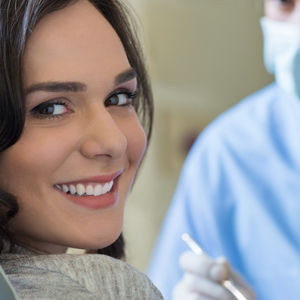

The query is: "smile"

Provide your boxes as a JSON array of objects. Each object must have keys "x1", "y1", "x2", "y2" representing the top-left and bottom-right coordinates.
[
  {"x1": 55, "y1": 181, "x2": 114, "y2": 197},
  {"x1": 53, "y1": 171, "x2": 122, "y2": 209}
]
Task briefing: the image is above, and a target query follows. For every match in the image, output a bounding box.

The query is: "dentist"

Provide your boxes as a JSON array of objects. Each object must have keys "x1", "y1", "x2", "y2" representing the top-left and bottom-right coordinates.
[{"x1": 148, "y1": 0, "x2": 300, "y2": 299}]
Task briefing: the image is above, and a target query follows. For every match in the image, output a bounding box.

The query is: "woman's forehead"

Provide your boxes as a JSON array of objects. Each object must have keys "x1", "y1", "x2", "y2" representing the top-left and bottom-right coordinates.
[
  {"x1": 23, "y1": 0, "x2": 130, "y2": 90},
  {"x1": 30, "y1": 0, "x2": 107, "y2": 34}
]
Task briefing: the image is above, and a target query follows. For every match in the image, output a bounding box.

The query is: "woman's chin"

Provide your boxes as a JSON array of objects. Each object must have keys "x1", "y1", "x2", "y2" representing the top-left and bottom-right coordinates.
[{"x1": 68, "y1": 231, "x2": 122, "y2": 251}]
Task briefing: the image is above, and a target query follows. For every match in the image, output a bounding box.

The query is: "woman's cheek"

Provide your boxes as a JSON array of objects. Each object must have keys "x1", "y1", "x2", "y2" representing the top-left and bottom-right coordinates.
[
  {"x1": 6, "y1": 126, "x2": 77, "y2": 176},
  {"x1": 124, "y1": 115, "x2": 147, "y2": 168}
]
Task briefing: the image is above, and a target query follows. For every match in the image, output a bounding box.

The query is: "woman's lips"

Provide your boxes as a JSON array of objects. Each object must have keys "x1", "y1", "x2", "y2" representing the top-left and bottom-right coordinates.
[
  {"x1": 54, "y1": 171, "x2": 122, "y2": 210},
  {"x1": 56, "y1": 171, "x2": 122, "y2": 185}
]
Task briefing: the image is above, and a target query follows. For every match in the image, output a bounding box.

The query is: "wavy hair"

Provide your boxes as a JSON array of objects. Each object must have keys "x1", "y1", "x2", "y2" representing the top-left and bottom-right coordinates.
[{"x1": 0, "y1": 0, "x2": 153, "y2": 259}]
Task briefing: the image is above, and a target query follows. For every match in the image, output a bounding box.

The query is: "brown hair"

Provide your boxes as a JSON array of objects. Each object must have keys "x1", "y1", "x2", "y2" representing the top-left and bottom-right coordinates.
[{"x1": 0, "y1": 0, "x2": 153, "y2": 259}]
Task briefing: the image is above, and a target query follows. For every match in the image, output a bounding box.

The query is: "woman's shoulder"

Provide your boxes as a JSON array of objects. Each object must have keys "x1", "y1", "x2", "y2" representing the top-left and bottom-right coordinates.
[{"x1": 1, "y1": 252, "x2": 164, "y2": 299}]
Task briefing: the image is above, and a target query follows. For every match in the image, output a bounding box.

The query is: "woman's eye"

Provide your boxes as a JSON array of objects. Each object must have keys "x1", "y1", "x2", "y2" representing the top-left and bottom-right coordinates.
[
  {"x1": 105, "y1": 93, "x2": 131, "y2": 107},
  {"x1": 30, "y1": 101, "x2": 71, "y2": 119},
  {"x1": 41, "y1": 104, "x2": 68, "y2": 115}
]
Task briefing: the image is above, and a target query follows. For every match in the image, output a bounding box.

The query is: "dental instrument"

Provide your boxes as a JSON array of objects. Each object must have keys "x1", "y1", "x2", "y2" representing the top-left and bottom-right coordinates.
[{"x1": 182, "y1": 233, "x2": 248, "y2": 300}]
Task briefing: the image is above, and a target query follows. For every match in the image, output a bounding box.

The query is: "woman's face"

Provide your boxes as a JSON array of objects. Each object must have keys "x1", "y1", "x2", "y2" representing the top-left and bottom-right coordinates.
[
  {"x1": 265, "y1": 0, "x2": 300, "y2": 23},
  {"x1": 0, "y1": 0, "x2": 147, "y2": 254}
]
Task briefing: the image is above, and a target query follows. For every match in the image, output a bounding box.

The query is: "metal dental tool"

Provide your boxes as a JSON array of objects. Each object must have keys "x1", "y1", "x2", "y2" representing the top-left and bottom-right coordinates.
[{"x1": 182, "y1": 233, "x2": 248, "y2": 300}]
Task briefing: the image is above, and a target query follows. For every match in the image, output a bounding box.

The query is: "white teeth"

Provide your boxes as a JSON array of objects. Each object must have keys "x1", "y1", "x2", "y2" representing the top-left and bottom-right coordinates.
[
  {"x1": 57, "y1": 180, "x2": 114, "y2": 196},
  {"x1": 108, "y1": 180, "x2": 113, "y2": 191},
  {"x1": 76, "y1": 183, "x2": 85, "y2": 196},
  {"x1": 70, "y1": 184, "x2": 76, "y2": 195},
  {"x1": 102, "y1": 183, "x2": 109, "y2": 194},
  {"x1": 62, "y1": 184, "x2": 69, "y2": 193},
  {"x1": 86, "y1": 185, "x2": 94, "y2": 196},
  {"x1": 94, "y1": 184, "x2": 102, "y2": 196},
  {"x1": 55, "y1": 184, "x2": 62, "y2": 190}
]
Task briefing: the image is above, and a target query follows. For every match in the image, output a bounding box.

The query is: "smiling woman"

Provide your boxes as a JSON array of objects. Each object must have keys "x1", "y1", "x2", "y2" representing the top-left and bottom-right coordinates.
[{"x1": 0, "y1": 0, "x2": 162, "y2": 299}]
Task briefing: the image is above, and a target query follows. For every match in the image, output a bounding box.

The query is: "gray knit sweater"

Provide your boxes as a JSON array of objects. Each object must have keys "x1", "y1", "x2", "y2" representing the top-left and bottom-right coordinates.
[{"x1": 0, "y1": 243, "x2": 164, "y2": 299}]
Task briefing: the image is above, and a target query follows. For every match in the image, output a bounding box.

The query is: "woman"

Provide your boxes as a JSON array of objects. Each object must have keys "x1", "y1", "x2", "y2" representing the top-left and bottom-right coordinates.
[{"x1": 0, "y1": 0, "x2": 162, "y2": 299}]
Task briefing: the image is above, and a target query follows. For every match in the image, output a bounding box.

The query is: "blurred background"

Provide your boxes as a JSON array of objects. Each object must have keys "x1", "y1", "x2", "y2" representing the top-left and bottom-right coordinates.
[{"x1": 123, "y1": 0, "x2": 273, "y2": 272}]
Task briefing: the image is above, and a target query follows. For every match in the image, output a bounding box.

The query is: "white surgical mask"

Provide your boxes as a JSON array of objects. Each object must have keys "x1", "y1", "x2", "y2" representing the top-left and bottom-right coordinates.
[{"x1": 260, "y1": 16, "x2": 300, "y2": 100}]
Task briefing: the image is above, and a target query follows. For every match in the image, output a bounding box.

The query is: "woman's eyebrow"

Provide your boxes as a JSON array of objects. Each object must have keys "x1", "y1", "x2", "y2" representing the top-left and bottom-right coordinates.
[
  {"x1": 25, "y1": 68, "x2": 137, "y2": 95},
  {"x1": 115, "y1": 68, "x2": 137, "y2": 85},
  {"x1": 25, "y1": 81, "x2": 87, "y2": 95}
]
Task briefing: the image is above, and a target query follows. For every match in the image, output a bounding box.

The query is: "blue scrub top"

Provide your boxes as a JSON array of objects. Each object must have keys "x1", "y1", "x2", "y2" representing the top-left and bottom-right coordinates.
[{"x1": 147, "y1": 83, "x2": 300, "y2": 300}]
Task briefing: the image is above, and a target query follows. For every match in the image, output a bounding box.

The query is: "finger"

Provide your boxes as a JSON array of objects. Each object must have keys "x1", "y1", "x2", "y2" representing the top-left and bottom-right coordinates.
[
  {"x1": 190, "y1": 294, "x2": 222, "y2": 300},
  {"x1": 214, "y1": 257, "x2": 247, "y2": 287},
  {"x1": 173, "y1": 281, "x2": 224, "y2": 300},
  {"x1": 179, "y1": 251, "x2": 214, "y2": 277},
  {"x1": 209, "y1": 257, "x2": 230, "y2": 282},
  {"x1": 173, "y1": 281, "x2": 205, "y2": 300},
  {"x1": 215, "y1": 258, "x2": 256, "y2": 300},
  {"x1": 182, "y1": 272, "x2": 235, "y2": 300}
]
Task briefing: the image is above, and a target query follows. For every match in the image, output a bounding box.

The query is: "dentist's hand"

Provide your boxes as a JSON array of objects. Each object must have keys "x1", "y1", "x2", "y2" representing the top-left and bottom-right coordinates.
[{"x1": 173, "y1": 251, "x2": 256, "y2": 300}]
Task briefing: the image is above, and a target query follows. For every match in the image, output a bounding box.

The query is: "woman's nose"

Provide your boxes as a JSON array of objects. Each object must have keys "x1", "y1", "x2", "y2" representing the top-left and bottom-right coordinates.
[{"x1": 79, "y1": 108, "x2": 127, "y2": 160}]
